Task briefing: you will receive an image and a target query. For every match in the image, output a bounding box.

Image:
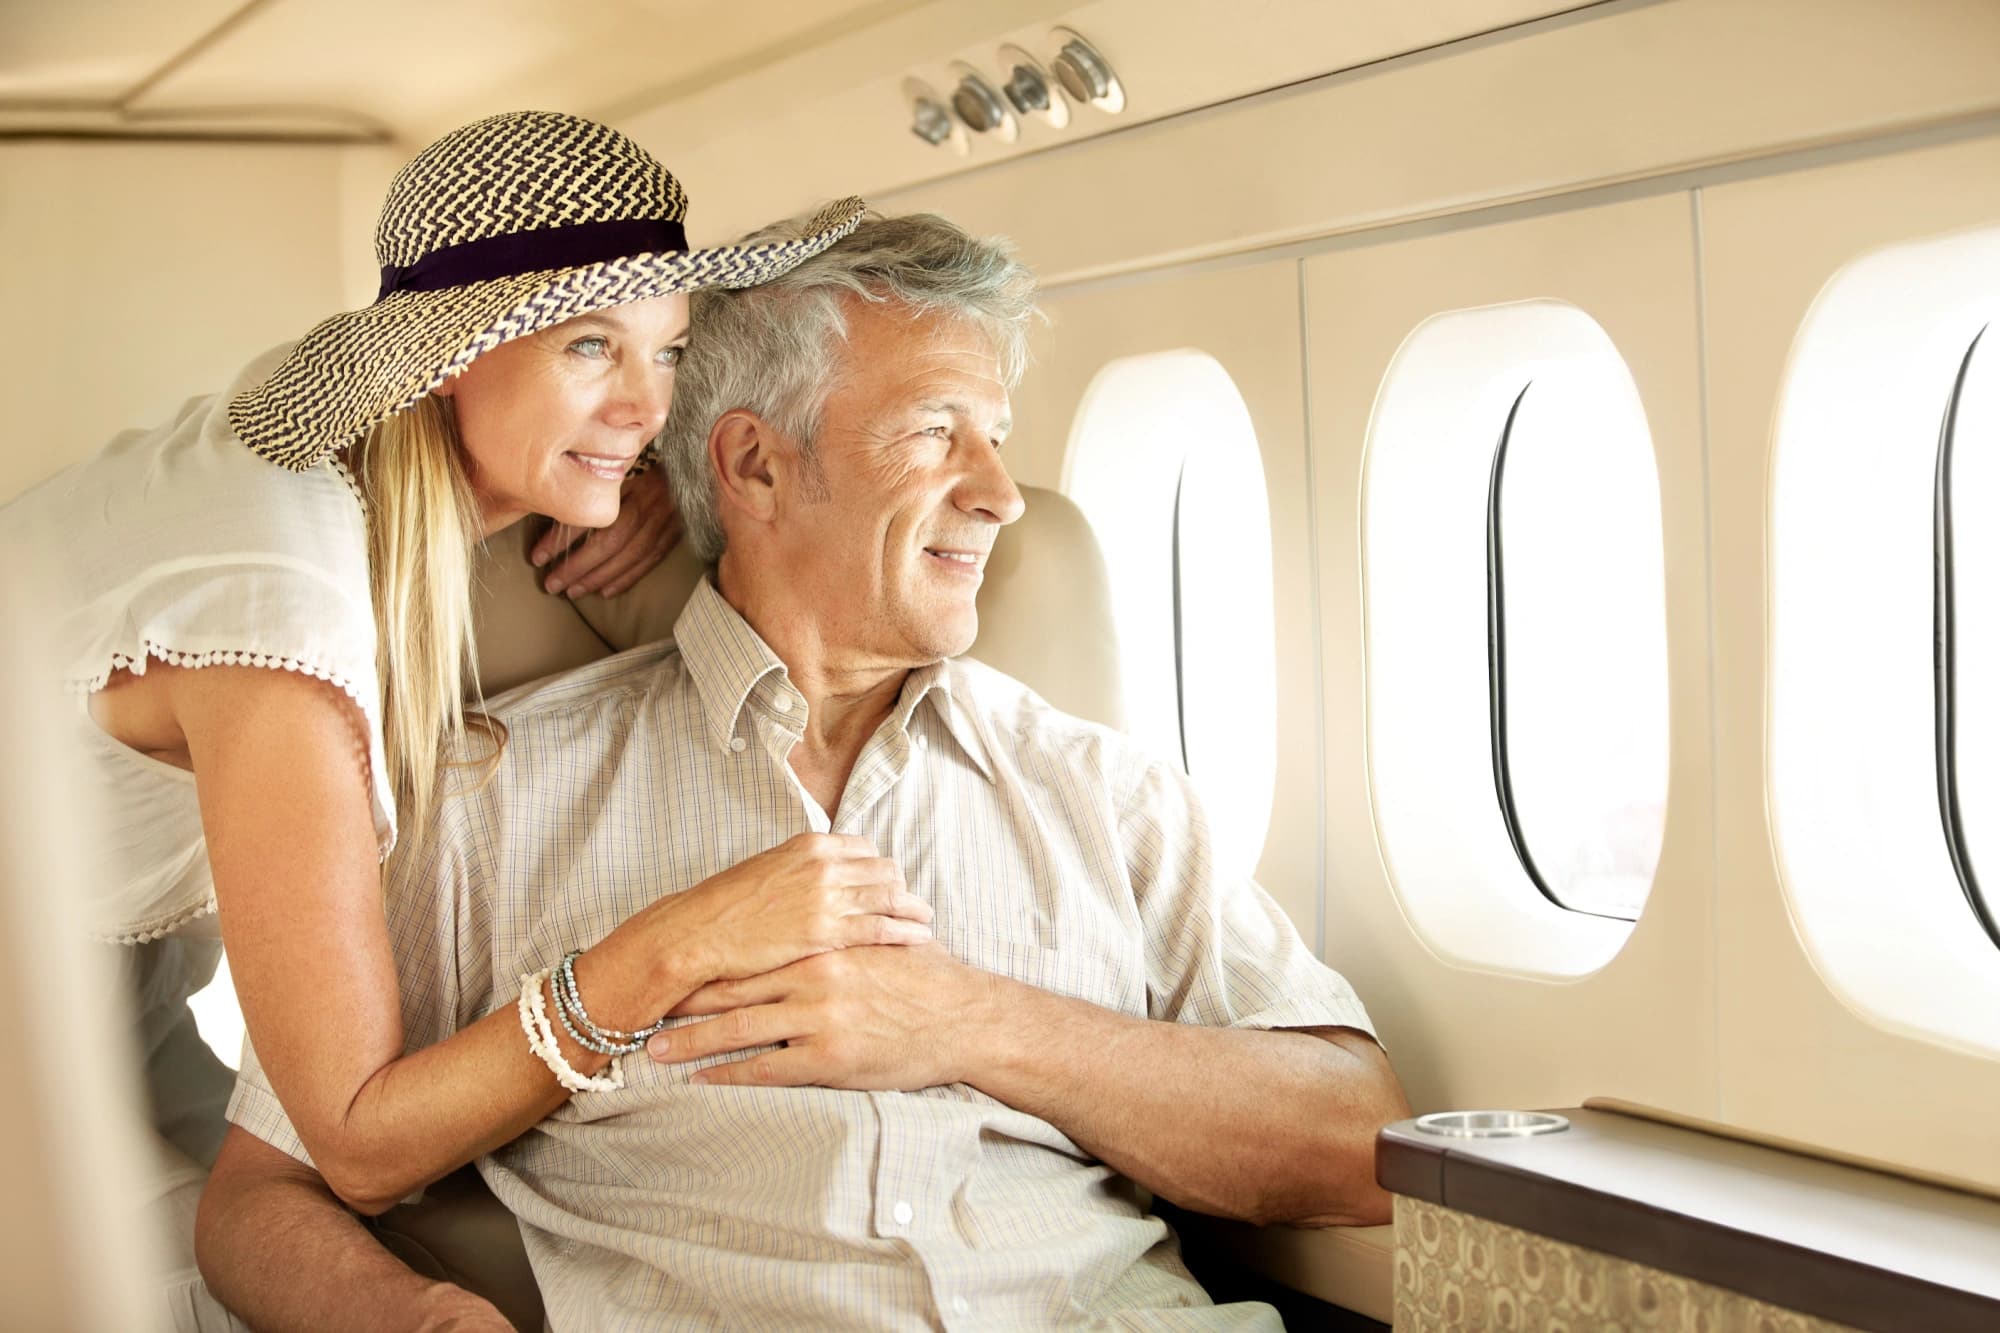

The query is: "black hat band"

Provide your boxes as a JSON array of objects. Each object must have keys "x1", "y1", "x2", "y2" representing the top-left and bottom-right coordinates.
[{"x1": 376, "y1": 217, "x2": 690, "y2": 302}]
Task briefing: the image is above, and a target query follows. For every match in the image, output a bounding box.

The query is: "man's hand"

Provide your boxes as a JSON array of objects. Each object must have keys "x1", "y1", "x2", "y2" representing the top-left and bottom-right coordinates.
[
  {"x1": 534, "y1": 465, "x2": 681, "y2": 598},
  {"x1": 646, "y1": 944, "x2": 990, "y2": 1090}
]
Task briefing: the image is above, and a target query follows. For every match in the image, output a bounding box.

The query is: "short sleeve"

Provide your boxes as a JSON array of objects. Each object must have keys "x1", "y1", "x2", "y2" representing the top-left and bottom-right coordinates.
[
  {"x1": 19, "y1": 351, "x2": 397, "y2": 860},
  {"x1": 88, "y1": 551, "x2": 397, "y2": 859},
  {"x1": 1120, "y1": 754, "x2": 1378, "y2": 1041}
]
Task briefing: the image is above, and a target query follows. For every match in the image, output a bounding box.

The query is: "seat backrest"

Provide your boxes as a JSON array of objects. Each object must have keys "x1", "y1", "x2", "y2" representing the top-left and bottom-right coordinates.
[{"x1": 472, "y1": 483, "x2": 1125, "y2": 731}]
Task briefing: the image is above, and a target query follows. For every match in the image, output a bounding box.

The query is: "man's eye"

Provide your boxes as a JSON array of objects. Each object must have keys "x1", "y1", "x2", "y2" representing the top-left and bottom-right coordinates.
[
  {"x1": 568, "y1": 336, "x2": 610, "y2": 358},
  {"x1": 922, "y1": 425, "x2": 951, "y2": 439}
]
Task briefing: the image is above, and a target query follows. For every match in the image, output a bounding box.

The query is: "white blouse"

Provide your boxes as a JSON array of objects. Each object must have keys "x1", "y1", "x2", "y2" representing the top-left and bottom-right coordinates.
[{"x1": 11, "y1": 344, "x2": 396, "y2": 944}]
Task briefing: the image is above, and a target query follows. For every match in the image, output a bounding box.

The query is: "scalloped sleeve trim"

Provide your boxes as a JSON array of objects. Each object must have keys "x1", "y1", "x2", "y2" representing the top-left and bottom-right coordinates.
[{"x1": 77, "y1": 637, "x2": 398, "y2": 866}]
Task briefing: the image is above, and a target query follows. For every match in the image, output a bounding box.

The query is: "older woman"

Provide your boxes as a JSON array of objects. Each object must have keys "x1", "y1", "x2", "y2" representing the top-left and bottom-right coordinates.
[{"x1": 8, "y1": 111, "x2": 928, "y2": 1328}]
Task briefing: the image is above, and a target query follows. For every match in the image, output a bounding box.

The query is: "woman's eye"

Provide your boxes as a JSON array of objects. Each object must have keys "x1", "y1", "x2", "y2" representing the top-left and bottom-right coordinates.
[
  {"x1": 568, "y1": 336, "x2": 610, "y2": 358},
  {"x1": 658, "y1": 345, "x2": 686, "y2": 367}
]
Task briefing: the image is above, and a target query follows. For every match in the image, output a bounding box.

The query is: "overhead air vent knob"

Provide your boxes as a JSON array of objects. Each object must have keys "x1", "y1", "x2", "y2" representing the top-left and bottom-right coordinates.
[
  {"x1": 910, "y1": 95, "x2": 953, "y2": 146},
  {"x1": 1045, "y1": 29, "x2": 1123, "y2": 113},
  {"x1": 951, "y1": 74, "x2": 1008, "y2": 134},
  {"x1": 1003, "y1": 63, "x2": 1051, "y2": 115},
  {"x1": 1052, "y1": 37, "x2": 1114, "y2": 104}
]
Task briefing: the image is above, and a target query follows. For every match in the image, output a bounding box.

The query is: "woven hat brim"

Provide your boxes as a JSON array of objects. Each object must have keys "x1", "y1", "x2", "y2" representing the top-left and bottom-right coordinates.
[{"x1": 230, "y1": 197, "x2": 866, "y2": 470}]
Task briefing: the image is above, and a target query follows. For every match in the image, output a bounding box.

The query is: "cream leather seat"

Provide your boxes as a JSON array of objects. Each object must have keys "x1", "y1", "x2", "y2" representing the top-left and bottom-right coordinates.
[{"x1": 377, "y1": 483, "x2": 1121, "y2": 1328}]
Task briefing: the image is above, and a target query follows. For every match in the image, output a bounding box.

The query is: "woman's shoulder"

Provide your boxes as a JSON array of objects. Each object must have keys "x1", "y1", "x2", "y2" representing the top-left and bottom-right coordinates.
[
  {"x1": 16, "y1": 342, "x2": 366, "y2": 551},
  {"x1": 20, "y1": 344, "x2": 379, "y2": 691}
]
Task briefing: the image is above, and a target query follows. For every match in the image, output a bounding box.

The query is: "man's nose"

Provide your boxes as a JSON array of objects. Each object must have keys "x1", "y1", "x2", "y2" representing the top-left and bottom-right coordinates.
[{"x1": 959, "y1": 443, "x2": 1026, "y2": 526}]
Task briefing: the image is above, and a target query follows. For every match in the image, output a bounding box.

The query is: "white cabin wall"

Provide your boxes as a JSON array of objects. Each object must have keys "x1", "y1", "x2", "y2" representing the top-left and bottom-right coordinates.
[
  {"x1": 875, "y1": 0, "x2": 2000, "y2": 286},
  {"x1": 852, "y1": 0, "x2": 2000, "y2": 1194},
  {"x1": 1, "y1": 141, "x2": 352, "y2": 502}
]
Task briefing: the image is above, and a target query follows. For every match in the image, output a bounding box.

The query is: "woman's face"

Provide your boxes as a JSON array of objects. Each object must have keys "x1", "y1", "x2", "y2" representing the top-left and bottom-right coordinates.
[{"x1": 436, "y1": 293, "x2": 691, "y2": 535}]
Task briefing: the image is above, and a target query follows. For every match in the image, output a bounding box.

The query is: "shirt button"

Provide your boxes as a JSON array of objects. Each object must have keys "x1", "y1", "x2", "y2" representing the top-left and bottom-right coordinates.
[
  {"x1": 916, "y1": 733, "x2": 929, "y2": 750},
  {"x1": 892, "y1": 1200, "x2": 914, "y2": 1226},
  {"x1": 773, "y1": 695, "x2": 792, "y2": 713},
  {"x1": 729, "y1": 737, "x2": 747, "y2": 753},
  {"x1": 951, "y1": 1295, "x2": 970, "y2": 1315}
]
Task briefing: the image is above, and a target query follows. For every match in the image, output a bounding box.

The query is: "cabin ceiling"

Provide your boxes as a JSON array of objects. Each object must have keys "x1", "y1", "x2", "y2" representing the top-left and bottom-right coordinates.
[
  {"x1": 0, "y1": 0, "x2": 957, "y2": 142},
  {"x1": 2, "y1": 0, "x2": 1607, "y2": 241}
]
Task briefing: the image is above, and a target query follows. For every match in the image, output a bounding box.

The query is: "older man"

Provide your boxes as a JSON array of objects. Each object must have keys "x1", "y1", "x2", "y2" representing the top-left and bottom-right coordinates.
[{"x1": 204, "y1": 212, "x2": 1407, "y2": 1331}]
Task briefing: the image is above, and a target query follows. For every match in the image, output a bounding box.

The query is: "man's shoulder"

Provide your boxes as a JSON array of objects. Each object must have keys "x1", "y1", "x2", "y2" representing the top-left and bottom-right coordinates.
[
  {"x1": 947, "y1": 654, "x2": 1148, "y2": 774},
  {"x1": 480, "y1": 639, "x2": 686, "y2": 732}
]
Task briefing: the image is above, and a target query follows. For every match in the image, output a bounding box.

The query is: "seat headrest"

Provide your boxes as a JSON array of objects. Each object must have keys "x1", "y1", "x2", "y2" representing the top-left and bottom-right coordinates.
[{"x1": 471, "y1": 484, "x2": 1124, "y2": 731}]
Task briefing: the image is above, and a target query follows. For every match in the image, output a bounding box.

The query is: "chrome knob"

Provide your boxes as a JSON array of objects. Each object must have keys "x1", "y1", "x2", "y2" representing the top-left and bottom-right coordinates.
[
  {"x1": 1002, "y1": 63, "x2": 1051, "y2": 115},
  {"x1": 1052, "y1": 38, "x2": 1114, "y2": 103},
  {"x1": 951, "y1": 75, "x2": 1007, "y2": 133},
  {"x1": 910, "y1": 96, "x2": 953, "y2": 145}
]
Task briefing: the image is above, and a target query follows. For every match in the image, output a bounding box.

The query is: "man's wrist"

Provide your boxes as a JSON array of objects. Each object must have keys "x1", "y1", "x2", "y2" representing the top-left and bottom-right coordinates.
[{"x1": 957, "y1": 968, "x2": 1054, "y2": 1093}]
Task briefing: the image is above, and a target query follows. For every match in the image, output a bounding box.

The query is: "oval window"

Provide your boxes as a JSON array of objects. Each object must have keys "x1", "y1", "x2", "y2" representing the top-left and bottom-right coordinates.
[{"x1": 1065, "y1": 351, "x2": 1276, "y2": 878}]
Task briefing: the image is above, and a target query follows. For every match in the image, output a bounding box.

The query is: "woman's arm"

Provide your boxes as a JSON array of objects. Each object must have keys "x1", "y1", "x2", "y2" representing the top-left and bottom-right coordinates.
[
  {"x1": 129, "y1": 662, "x2": 925, "y2": 1214},
  {"x1": 197, "y1": 1128, "x2": 510, "y2": 1332}
]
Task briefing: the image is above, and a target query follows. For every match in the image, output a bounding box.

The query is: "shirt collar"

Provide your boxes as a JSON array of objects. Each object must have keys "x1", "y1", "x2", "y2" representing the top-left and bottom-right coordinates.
[
  {"x1": 675, "y1": 578, "x2": 791, "y2": 753},
  {"x1": 674, "y1": 578, "x2": 996, "y2": 781},
  {"x1": 895, "y1": 661, "x2": 997, "y2": 784}
]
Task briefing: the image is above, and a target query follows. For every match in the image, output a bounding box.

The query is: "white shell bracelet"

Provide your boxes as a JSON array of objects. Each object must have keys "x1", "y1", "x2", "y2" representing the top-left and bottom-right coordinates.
[{"x1": 517, "y1": 968, "x2": 624, "y2": 1094}]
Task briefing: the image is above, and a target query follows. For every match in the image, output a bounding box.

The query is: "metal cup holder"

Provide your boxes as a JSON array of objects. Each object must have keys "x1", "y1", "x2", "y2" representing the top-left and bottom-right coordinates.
[{"x1": 1412, "y1": 1110, "x2": 1571, "y2": 1139}]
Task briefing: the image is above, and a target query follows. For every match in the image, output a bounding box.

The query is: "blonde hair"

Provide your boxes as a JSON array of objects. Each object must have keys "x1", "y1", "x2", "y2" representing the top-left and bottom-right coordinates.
[{"x1": 350, "y1": 395, "x2": 502, "y2": 831}]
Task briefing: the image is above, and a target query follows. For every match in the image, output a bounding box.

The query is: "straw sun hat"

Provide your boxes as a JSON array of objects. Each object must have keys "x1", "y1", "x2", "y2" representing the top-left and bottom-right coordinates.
[{"x1": 230, "y1": 109, "x2": 864, "y2": 470}]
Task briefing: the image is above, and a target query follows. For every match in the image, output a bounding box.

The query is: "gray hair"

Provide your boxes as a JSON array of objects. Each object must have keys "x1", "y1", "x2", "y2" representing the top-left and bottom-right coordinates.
[{"x1": 658, "y1": 211, "x2": 1039, "y2": 562}]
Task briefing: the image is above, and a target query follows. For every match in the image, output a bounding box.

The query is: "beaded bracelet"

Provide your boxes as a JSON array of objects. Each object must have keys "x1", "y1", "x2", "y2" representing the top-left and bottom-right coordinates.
[
  {"x1": 517, "y1": 968, "x2": 623, "y2": 1094},
  {"x1": 553, "y1": 949, "x2": 670, "y2": 1057}
]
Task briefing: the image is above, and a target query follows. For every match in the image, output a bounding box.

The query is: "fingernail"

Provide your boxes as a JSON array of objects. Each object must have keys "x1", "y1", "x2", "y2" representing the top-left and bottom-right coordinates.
[
  {"x1": 532, "y1": 552, "x2": 548, "y2": 568},
  {"x1": 648, "y1": 1035, "x2": 670, "y2": 1058},
  {"x1": 545, "y1": 580, "x2": 564, "y2": 595},
  {"x1": 567, "y1": 586, "x2": 584, "y2": 599}
]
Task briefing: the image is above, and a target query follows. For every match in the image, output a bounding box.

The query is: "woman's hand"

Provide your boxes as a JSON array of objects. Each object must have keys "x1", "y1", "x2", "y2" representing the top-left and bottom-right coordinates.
[
  {"x1": 584, "y1": 833, "x2": 935, "y2": 1026},
  {"x1": 533, "y1": 465, "x2": 681, "y2": 598}
]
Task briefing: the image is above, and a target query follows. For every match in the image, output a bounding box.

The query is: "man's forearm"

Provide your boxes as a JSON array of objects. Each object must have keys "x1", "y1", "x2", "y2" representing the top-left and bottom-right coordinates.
[
  {"x1": 963, "y1": 975, "x2": 1409, "y2": 1227},
  {"x1": 655, "y1": 945, "x2": 1408, "y2": 1224},
  {"x1": 196, "y1": 1127, "x2": 508, "y2": 1333}
]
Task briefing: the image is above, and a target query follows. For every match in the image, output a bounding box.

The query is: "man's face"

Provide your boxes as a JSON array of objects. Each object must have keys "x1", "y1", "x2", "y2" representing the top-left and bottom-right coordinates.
[{"x1": 772, "y1": 298, "x2": 1024, "y2": 667}]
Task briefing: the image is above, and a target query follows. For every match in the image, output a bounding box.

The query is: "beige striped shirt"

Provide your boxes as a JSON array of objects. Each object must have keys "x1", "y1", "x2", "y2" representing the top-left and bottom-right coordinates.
[{"x1": 229, "y1": 578, "x2": 1375, "y2": 1331}]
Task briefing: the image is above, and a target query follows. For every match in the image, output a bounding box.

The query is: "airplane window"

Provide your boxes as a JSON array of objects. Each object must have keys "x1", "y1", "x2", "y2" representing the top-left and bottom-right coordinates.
[
  {"x1": 1064, "y1": 351, "x2": 1277, "y2": 878},
  {"x1": 1365, "y1": 301, "x2": 1663, "y2": 975},
  {"x1": 1935, "y1": 327, "x2": 2000, "y2": 950},
  {"x1": 1769, "y1": 225, "x2": 2000, "y2": 1055},
  {"x1": 1490, "y1": 366, "x2": 1670, "y2": 921}
]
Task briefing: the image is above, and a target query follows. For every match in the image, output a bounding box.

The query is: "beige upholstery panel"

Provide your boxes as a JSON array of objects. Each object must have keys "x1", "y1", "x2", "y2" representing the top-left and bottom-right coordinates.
[
  {"x1": 469, "y1": 520, "x2": 615, "y2": 698},
  {"x1": 474, "y1": 484, "x2": 1125, "y2": 732},
  {"x1": 958, "y1": 485, "x2": 1123, "y2": 732},
  {"x1": 373, "y1": 1168, "x2": 544, "y2": 1333},
  {"x1": 1393, "y1": 1197, "x2": 1860, "y2": 1333}
]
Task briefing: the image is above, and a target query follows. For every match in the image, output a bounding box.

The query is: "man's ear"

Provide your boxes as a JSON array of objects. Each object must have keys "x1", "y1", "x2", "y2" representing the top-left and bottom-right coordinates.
[{"x1": 709, "y1": 409, "x2": 779, "y2": 528}]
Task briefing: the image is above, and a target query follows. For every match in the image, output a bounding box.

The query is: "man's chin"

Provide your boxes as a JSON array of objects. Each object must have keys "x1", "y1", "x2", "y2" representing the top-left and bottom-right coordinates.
[{"x1": 915, "y1": 613, "x2": 979, "y2": 663}]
